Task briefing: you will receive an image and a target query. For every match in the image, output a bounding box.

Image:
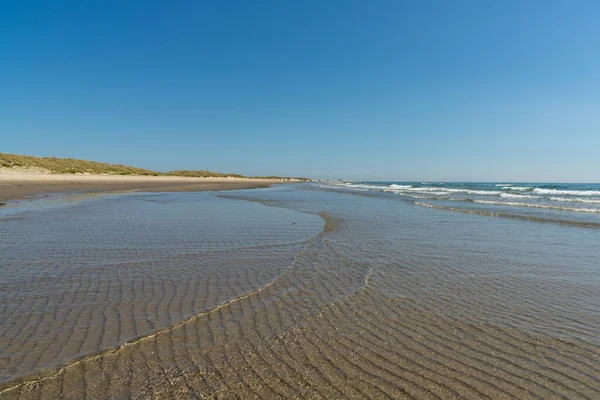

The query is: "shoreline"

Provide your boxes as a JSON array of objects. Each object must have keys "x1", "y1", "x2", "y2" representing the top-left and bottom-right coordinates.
[
  {"x1": 1, "y1": 180, "x2": 598, "y2": 399},
  {"x1": 0, "y1": 172, "x2": 294, "y2": 202}
]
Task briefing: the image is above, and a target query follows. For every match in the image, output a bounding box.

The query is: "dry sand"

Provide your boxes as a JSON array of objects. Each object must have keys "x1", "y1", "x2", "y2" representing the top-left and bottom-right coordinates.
[{"x1": 0, "y1": 171, "x2": 292, "y2": 202}]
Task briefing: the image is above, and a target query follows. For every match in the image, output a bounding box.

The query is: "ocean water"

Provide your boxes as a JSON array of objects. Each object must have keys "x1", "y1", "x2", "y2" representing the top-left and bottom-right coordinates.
[
  {"x1": 1, "y1": 184, "x2": 599, "y2": 399},
  {"x1": 317, "y1": 181, "x2": 600, "y2": 227}
]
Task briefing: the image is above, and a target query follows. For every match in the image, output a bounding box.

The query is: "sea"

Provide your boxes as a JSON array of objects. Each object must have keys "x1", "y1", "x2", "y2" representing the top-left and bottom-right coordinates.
[
  {"x1": 1, "y1": 183, "x2": 598, "y2": 399},
  {"x1": 317, "y1": 181, "x2": 600, "y2": 227}
]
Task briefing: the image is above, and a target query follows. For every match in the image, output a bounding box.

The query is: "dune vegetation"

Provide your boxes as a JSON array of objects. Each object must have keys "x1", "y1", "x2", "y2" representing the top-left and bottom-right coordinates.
[{"x1": 0, "y1": 153, "x2": 310, "y2": 181}]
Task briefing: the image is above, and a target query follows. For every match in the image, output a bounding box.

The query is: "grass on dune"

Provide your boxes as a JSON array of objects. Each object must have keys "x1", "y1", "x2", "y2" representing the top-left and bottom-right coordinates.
[
  {"x1": 0, "y1": 153, "x2": 158, "y2": 175},
  {"x1": 0, "y1": 152, "x2": 310, "y2": 181}
]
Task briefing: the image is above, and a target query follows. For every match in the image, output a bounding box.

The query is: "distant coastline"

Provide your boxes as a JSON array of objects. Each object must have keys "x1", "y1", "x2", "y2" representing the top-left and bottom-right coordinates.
[
  {"x1": 0, "y1": 152, "x2": 310, "y2": 181},
  {"x1": 0, "y1": 152, "x2": 309, "y2": 202}
]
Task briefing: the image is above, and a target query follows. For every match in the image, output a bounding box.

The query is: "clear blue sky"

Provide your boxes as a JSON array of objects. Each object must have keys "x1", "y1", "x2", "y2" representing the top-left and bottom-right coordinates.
[{"x1": 2, "y1": 1, "x2": 599, "y2": 181}]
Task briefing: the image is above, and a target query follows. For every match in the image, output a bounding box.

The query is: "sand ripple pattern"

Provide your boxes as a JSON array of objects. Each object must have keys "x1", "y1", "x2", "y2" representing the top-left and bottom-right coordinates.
[
  {"x1": 0, "y1": 193, "x2": 322, "y2": 385},
  {"x1": 1, "y1": 188, "x2": 599, "y2": 399}
]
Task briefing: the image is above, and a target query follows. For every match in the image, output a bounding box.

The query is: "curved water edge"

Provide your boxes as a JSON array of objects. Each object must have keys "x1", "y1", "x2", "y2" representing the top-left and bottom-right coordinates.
[
  {"x1": 0, "y1": 211, "x2": 334, "y2": 394},
  {"x1": 0, "y1": 191, "x2": 326, "y2": 388}
]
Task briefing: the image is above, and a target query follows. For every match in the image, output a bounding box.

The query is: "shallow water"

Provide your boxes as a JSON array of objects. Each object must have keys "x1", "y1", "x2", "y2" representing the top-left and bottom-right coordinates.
[
  {"x1": 0, "y1": 192, "x2": 322, "y2": 385},
  {"x1": 1, "y1": 185, "x2": 599, "y2": 399}
]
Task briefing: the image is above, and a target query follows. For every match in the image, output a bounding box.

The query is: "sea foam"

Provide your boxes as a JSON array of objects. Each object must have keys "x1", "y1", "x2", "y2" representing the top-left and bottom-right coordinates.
[
  {"x1": 500, "y1": 193, "x2": 536, "y2": 199},
  {"x1": 474, "y1": 200, "x2": 600, "y2": 213},
  {"x1": 533, "y1": 188, "x2": 600, "y2": 196},
  {"x1": 550, "y1": 197, "x2": 600, "y2": 205}
]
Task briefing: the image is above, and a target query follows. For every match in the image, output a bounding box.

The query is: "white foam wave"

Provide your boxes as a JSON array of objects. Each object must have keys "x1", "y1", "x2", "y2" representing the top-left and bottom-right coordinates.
[
  {"x1": 314, "y1": 182, "x2": 384, "y2": 192},
  {"x1": 388, "y1": 184, "x2": 412, "y2": 190},
  {"x1": 550, "y1": 197, "x2": 600, "y2": 205},
  {"x1": 500, "y1": 193, "x2": 536, "y2": 199},
  {"x1": 319, "y1": 183, "x2": 600, "y2": 205},
  {"x1": 533, "y1": 188, "x2": 600, "y2": 196},
  {"x1": 398, "y1": 194, "x2": 439, "y2": 200},
  {"x1": 389, "y1": 191, "x2": 449, "y2": 197},
  {"x1": 474, "y1": 200, "x2": 600, "y2": 214},
  {"x1": 440, "y1": 188, "x2": 500, "y2": 195},
  {"x1": 386, "y1": 187, "x2": 500, "y2": 196},
  {"x1": 342, "y1": 183, "x2": 386, "y2": 191}
]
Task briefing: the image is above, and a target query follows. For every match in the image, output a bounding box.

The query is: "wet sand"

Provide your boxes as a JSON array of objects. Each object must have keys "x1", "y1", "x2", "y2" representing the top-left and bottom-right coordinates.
[
  {"x1": 1, "y1": 187, "x2": 599, "y2": 399},
  {"x1": 0, "y1": 173, "x2": 287, "y2": 202},
  {"x1": 0, "y1": 192, "x2": 324, "y2": 391}
]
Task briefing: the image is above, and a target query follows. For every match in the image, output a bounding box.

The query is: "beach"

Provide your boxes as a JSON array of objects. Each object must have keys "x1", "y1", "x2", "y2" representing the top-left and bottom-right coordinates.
[
  {"x1": 3, "y1": 1, "x2": 598, "y2": 398},
  {"x1": 0, "y1": 183, "x2": 599, "y2": 399}
]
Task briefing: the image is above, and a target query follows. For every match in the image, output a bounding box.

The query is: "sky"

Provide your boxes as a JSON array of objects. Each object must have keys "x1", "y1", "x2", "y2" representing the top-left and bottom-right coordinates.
[{"x1": 1, "y1": 1, "x2": 599, "y2": 181}]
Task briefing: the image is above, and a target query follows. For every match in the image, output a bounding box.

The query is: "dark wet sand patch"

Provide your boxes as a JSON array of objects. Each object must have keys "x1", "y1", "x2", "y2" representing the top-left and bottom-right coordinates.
[{"x1": 0, "y1": 180, "x2": 277, "y2": 203}]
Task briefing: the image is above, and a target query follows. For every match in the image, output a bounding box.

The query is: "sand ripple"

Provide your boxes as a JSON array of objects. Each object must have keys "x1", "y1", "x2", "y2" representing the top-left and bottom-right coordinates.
[{"x1": 1, "y1": 190, "x2": 599, "y2": 399}]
